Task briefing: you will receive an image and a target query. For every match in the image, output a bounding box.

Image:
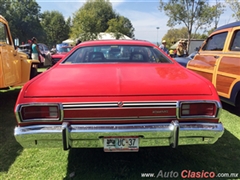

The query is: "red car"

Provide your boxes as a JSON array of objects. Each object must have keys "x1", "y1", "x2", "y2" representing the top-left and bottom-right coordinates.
[
  {"x1": 51, "y1": 46, "x2": 73, "y2": 65},
  {"x1": 14, "y1": 40, "x2": 224, "y2": 152}
]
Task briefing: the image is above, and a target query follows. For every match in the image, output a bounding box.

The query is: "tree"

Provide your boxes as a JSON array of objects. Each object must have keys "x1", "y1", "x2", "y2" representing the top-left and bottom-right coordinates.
[
  {"x1": 41, "y1": 11, "x2": 71, "y2": 47},
  {"x1": 159, "y1": 0, "x2": 225, "y2": 50},
  {"x1": 106, "y1": 15, "x2": 135, "y2": 39},
  {"x1": 0, "y1": 0, "x2": 11, "y2": 18},
  {"x1": 225, "y1": 0, "x2": 240, "y2": 20},
  {"x1": 70, "y1": 0, "x2": 134, "y2": 41},
  {"x1": 3, "y1": 0, "x2": 44, "y2": 43},
  {"x1": 212, "y1": 0, "x2": 225, "y2": 29},
  {"x1": 162, "y1": 27, "x2": 207, "y2": 49},
  {"x1": 161, "y1": 27, "x2": 188, "y2": 46}
]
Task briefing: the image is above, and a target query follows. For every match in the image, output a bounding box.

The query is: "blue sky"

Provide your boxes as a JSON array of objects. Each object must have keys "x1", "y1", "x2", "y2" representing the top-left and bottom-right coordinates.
[{"x1": 37, "y1": 0, "x2": 235, "y2": 43}]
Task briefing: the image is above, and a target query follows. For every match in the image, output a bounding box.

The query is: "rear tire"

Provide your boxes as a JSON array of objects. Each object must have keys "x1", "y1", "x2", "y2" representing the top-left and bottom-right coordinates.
[
  {"x1": 30, "y1": 67, "x2": 38, "y2": 79},
  {"x1": 235, "y1": 92, "x2": 240, "y2": 114}
]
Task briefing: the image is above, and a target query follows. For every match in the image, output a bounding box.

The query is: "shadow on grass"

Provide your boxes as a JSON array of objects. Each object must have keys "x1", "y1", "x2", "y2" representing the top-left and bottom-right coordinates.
[
  {"x1": 0, "y1": 88, "x2": 23, "y2": 172},
  {"x1": 64, "y1": 129, "x2": 240, "y2": 180}
]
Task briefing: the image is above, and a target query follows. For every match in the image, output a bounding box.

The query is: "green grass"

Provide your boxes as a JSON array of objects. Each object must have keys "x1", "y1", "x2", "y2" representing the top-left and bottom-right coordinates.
[
  {"x1": 38, "y1": 67, "x2": 48, "y2": 73},
  {"x1": 0, "y1": 88, "x2": 240, "y2": 180}
]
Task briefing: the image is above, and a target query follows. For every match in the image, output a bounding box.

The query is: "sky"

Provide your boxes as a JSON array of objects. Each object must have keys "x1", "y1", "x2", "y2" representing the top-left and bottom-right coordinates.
[{"x1": 37, "y1": 0, "x2": 235, "y2": 43}]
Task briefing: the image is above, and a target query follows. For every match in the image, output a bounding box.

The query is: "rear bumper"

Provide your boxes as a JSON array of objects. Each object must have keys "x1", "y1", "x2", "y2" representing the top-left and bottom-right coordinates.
[{"x1": 14, "y1": 120, "x2": 224, "y2": 150}]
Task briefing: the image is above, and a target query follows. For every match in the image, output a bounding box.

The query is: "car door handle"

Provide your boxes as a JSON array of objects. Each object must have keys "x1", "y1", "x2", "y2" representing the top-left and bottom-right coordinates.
[{"x1": 214, "y1": 56, "x2": 219, "y2": 59}]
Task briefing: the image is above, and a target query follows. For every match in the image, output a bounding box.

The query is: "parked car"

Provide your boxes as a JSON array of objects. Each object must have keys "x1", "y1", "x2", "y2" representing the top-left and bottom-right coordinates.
[
  {"x1": 18, "y1": 43, "x2": 52, "y2": 67},
  {"x1": 174, "y1": 51, "x2": 198, "y2": 67},
  {"x1": 187, "y1": 21, "x2": 240, "y2": 109},
  {"x1": 51, "y1": 44, "x2": 73, "y2": 65},
  {"x1": 0, "y1": 15, "x2": 39, "y2": 89},
  {"x1": 14, "y1": 40, "x2": 224, "y2": 152}
]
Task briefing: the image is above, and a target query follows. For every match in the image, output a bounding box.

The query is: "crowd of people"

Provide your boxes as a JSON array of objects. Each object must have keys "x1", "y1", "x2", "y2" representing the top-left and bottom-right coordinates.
[
  {"x1": 159, "y1": 39, "x2": 188, "y2": 58},
  {"x1": 28, "y1": 37, "x2": 82, "y2": 61}
]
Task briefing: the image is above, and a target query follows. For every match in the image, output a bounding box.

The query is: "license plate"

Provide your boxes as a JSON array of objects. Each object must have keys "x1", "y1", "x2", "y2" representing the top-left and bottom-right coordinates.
[{"x1": 103, "y1": 136, "x2": 139, "y2": 152}]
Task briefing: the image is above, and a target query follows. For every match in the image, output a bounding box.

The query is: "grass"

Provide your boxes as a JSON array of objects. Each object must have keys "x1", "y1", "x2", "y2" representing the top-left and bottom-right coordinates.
[
  {"x1": 0, "y1": 88, "x2": 240, "y2": 180},
  {"x1": 38, "y1": 67, "x2": 48, "y2": 73}
]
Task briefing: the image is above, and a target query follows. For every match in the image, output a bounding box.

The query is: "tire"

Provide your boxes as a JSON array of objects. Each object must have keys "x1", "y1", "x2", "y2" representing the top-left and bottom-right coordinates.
[
  {"x1": 235, "y1": 92, "x2": 240, "y2": 113},
  {"x1": 30, "y1": 67, "x2": 38, "y2": 79}
]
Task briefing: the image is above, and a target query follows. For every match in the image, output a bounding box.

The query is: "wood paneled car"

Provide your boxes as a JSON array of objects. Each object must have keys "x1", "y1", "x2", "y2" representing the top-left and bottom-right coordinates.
[
  {"x1": 187, "y1": 21, "x2": 240, "y2": 109},
  {"x1": 14, "y1": 40, "x2": 224, "y2": 152}
]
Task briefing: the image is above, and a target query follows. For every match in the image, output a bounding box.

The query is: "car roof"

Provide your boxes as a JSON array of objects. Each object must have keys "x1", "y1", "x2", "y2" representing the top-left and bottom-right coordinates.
[
  {"x1": 77, "y1": 40, "x2": 155, "y2": 47},
  {"x1": 61, "y1": 46, "x2": 72, "y2": 48},
  {"x1": 214, "y1": 21, "x2": 240, "y2": 32},
  {"x1": 19, "y1": 43, "x2": 30, "y2": 47}
]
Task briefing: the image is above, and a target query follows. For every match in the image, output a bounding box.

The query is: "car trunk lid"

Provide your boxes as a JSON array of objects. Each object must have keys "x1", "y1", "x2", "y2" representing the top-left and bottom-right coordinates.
[{"x1": 24, "y1": 63, "x2": 213, "y2": 97}]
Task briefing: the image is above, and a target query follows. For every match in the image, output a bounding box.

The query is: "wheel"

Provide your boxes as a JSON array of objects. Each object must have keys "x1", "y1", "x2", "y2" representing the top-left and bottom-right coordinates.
[
  {"x1": 30, "y1": 67, "x2": 38, "y2": 79},
  {"x1": 234, "y1": 92, "x2": 240, "y2": 114}
]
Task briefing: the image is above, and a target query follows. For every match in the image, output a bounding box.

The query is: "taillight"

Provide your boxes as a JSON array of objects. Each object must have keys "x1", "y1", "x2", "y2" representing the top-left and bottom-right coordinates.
[
  {"x1": 180, "y1": 103, "x2": 217, "y2": 117},
  {"x1": 19, "y1": 104, "x2": 61, "y2": 121}
]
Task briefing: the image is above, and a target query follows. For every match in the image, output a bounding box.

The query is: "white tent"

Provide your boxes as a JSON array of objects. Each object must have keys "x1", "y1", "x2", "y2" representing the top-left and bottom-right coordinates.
[
  {"x1": 96, "y1": 32, "x2": 132, "y2": 40},
  {"x1": 62, "y1": 39, "x2": 74, "y2": 44},
  {"x1": 63, "y1": 33, "x2": 131, "y2": 43}
]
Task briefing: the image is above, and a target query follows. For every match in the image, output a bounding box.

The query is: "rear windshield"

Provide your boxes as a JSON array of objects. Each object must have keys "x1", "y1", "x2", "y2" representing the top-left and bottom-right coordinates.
[{"x1": 62, "y1": 45, "x2": 172, "y2": 64}]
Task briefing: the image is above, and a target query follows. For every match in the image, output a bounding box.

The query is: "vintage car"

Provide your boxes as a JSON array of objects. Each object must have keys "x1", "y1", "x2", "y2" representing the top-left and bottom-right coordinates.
[
  {"x1": 51, "y1": 44, "x2": 73, "y2": 65},
  {"x1": 187, "y1": 21, "x2": 240, "y2": 109},
  {"x1": 174, "y1": 51, "x2": 198, "y2": 67},
  {"x1": 0, "y1": 15, "x2": 39, "y2": 89},
  {"x1": 18, "y1": 43, "x2": 52, "y2": 67},
  {"x1": 14, "y1": 40, "x2": 224, "y2": 152}
]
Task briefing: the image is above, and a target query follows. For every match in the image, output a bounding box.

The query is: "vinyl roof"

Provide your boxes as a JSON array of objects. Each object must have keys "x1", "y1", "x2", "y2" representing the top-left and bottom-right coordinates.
[{"x1": 214, "y1": 21, "x2": 240, "y2": 31}]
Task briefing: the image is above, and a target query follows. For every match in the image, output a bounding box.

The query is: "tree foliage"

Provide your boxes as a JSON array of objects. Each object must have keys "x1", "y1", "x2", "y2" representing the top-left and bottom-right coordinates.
[
  {"x1": 2, "y1": 0, "x2": 44, "y2": 43},
  {"x1": 212, "y1": 0, "x2": 225, "y2": 29},
  {"x1": 162, "y1": 27, "x2": 188, "y2": 44},
  {"x1": 162, "y1": 27, "x2": 208, "y2": 48},
  {"x1": 70, "y1": 0, "x2": 134, "y2": 41},
  {"x1": 159, "y1": 0, "x2": 225, "y2": 50},
  {"x1": 41, "y1": 11, "x2": 71, "y2": 47},
  {"x1": 225, "y1": 0, "x2": 240, "y2": 20},
  {"x1": 106, "y1": 15, "x2": 135, "y2": 39}
]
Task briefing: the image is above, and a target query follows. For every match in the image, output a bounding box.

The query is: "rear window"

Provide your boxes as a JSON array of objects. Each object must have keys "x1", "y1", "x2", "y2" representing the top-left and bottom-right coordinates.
[
  {"x1": 62, "y1": 45, "x2": 172, "y2": 64},
  {"x1": 230, "y1": 30, "x2": 240, "y2": 51}
]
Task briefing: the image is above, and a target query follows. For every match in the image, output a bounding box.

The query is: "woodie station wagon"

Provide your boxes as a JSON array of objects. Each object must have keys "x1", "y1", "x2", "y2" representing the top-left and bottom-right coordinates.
[{"x1": 187, "y1": 21, "x2": 240, "y2": 110}]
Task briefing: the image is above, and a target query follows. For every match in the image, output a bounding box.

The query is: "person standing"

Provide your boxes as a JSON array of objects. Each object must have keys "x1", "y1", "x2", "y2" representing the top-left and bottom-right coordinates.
[
  {"x1": 159, "y1": 40, "x2": 169, "y2": 54},
  {"x1": 31, "y1": 37, "x2": 41, "y2": 61},
  {"x1": 75, "y1": 39, "x2": 81, "y2": 46},
  {"x1": 176, "y1": 41, "x2": 184, "y2": 57}
]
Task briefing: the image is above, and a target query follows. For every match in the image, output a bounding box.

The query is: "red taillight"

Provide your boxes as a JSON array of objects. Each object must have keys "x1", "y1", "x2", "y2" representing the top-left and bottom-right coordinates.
[
  {"x1": 21, "y1": 105, "x2": 59, "y2": 121},
  {"x1": 181, "y1": 103, "x2": 216, "y2": 117}
]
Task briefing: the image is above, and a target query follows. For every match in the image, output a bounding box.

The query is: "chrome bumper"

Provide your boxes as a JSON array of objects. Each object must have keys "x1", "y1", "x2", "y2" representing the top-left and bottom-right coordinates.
[{"x1": 14, "y1": 120, "x2": 224, "y2": 150}]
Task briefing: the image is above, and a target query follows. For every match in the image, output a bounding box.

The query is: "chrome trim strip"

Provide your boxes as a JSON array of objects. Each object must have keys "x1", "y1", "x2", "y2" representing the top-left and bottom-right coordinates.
[
  {"x1": 14, "y1": 121, "x2": 224, "y2": 149},
  {"x1": 63, "y1": 101, "x2": 177, "y2": 109},
  {"x1": 63, "y1": 103, "x2": 118, "y2": 108},
  {"x1": 122, "y1": 102, "x2": 177, "y2": 107},
  {"x1": 64, "y1": 107, "x2": 176, "y2": 110},
  {"x1": 64, "y1": 116, "x2": 176, "y2": 121}
]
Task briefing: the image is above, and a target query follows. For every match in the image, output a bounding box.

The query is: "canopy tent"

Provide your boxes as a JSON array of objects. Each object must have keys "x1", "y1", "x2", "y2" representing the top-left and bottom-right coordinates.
[
  {"x1": 62, "y1": 33, "x2": 131, "y2": 44},
  {"x1": 62, "y1": 39, "x2": 74, "y2": 44},
  {"x1": 96, "y1": 32, "x2": 132, "y2": 40}
]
